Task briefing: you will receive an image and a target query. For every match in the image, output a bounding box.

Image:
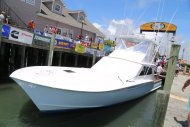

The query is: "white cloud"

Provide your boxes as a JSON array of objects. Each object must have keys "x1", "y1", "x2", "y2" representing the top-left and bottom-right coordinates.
[
  {"x1": 95, "y1": 18, "x2": 136, "y2": 39},
  {"x1": 93, "y1": 19, "x2": 190, "y2": 61},
  {"x1": 93, "y1": 23, "x2": 102, "y2": 30},
  {"x1": 107, "y1": 25, "x2": 117, "y2": 35}
]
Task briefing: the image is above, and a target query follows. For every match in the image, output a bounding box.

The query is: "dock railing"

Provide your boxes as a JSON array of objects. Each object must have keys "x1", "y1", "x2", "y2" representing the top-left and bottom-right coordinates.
[{"x1": 0, "y1": 0, "x2": 27, "y2": 28}]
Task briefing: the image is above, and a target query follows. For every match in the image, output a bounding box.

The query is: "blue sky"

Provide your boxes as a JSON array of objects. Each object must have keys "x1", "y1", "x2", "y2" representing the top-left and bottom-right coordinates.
[{"x1": 64, "y1": 0, "x2": 190, "y2": 60}]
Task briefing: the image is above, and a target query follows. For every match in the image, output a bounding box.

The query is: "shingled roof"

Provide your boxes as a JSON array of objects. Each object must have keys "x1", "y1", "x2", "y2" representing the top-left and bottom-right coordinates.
[{"x1": 37, "y1": 3, "x2": 105, "y2": 37}]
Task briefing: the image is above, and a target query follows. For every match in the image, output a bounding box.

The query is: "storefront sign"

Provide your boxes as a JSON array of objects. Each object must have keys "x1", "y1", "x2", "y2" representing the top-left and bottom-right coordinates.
[
  {"x1": 80, "y1": 41, "x2": 91, "y2": 47},
  {"x1": 2, "y1": 24, "x2": 10, "y2": 38},
  {"x1": 104, "y1": 45, "x2": 111, "y2": 53},
  {"x1": 55, "y1": 39, "x2": 71, "y2": 49},
  {"x1": 140, "y1": 22, "x2": 177, "y2": 33},
  {"x1": 9, "y1": 27, "x2": 34, "y2": 44},
  {"x1": 91, "y1": 42, "x2": 98, "y2": 49},
  {"x1": 86, "y1": 48, "x2": 95, "y2": 54},
  {"x1": 33, "y1": 34, "x2": 51, "y2": 46},
  {"x1": 98, "y1": 43, "x2": 104, "y2": 51},
  {"x1": 96, "y1": 50, "x2": 105, "y2": 57},
  {"x1": 75, "y1": 43, "x2": 86, "y2": 53}
]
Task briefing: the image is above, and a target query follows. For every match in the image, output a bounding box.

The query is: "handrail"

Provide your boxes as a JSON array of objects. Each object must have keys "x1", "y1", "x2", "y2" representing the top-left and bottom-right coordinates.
[{"x1": 0, "y1": 0, "x2": 27, "y2": 28}]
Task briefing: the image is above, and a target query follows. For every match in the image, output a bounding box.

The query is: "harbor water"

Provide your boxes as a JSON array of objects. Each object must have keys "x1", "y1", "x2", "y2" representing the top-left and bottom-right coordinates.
[{"x1": 0, "y1": 79, "x2": 159, "y2": 127}]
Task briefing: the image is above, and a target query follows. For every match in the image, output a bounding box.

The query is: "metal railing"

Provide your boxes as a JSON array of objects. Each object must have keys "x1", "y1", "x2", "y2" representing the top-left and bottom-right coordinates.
[{"x1": 0, "y1": 0, "x2": 27, "y2": 28}]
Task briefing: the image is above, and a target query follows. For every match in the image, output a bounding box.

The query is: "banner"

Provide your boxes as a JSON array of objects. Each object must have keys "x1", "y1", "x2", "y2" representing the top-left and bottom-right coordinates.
[
  {"x1": 98, "y1": 43, "x2": 104, "y2": 51},
  {"x1": 86, "y1": 48, "x2": 95, "y2": 54},
  {"x1": 104, "y1": 45, "x2": 111, "y2": 53},
  {"x1": 2, "y1": 24, "x2": 10, "y2": 38},
  {"x1": 80, "y1": 41, "x2": 91, "y2": 47},
  {"x1": 91, "y1": 42, "x2": 98, "y2": 49},
  {"x1": 96, "y1": 50, "x2": 105, "y2": 57},
  {"x1": 33, "y1": 34, "x2": 51, "y2": 47},
  {"x1": 55, "y1": 39, "x2": 72, "y2": 49},
  {"x1": 75, "y1": 43, "x2": 86, "y2": 53},
  {"x1": 9, "y1": 27, "x2": 34, "y2": 44},
  {"x1": 44, "y1": 33, "x2": 73, "y2": 42}
]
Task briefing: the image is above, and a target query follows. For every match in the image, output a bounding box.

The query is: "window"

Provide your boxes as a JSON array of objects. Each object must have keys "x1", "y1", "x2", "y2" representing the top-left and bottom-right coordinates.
[
  {"x1": 139, "y1": 66, "x2": 153, "y2": 76},
  {"x1": 69, "y1": 30, "x2": 74, "y2": 38},
  {"x1": 26, "y1": 0, "x2": 35, "y2": 6},
  {"x1": 57, "y1": 28, "x2": 62, "y2": 35},
  {"x1": 62, "y1": 28, "x2": 68, "y2": 37},
  {"x1": 40, "y1": 9, "x2": 47, "y2": 15},
  {"x1": 54, "y1": 3, "x2": 61, "y2": 13}
]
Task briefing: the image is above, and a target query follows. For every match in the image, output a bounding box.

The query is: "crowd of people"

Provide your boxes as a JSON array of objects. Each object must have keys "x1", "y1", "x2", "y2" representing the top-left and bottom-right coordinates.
[
  {"x1": 155, "y1": 55, "x2": 167, "y2": 80},
  {"x1": 155, "y1": 55, "x2": 183, "y2": 79}
]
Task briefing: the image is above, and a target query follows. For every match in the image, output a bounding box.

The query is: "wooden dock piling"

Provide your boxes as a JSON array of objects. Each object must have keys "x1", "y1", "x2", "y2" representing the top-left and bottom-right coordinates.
[
  {"x1": 152, "y1": 44, "x2": 180, "y2": 127},
  {"x1": 47, "y1": 33, "x2": 55, "y2": 66},
  {"x1": 164, "y1": 44, "x2": 181, "y2": 92},
  {"x1": 92, "y1": 50, "x2": 97, "y2": 66}
]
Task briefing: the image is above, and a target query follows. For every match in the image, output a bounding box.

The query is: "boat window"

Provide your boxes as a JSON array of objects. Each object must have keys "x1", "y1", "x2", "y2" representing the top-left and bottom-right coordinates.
[{"x1": 139, "y1": 66, "x2": 152, "y2": 76}]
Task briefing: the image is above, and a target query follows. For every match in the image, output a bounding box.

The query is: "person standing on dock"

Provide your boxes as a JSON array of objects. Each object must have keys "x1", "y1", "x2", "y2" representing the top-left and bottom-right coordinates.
[
  {"x1": 27, "y1": 20, "x2": 35, "y2": 31},
  {"x1": 182, "y1": 76, "x2": 190, "y2": 127},
  {"x1": 0, "y1": 11, "x2": 5, "y2": 21},
  {"x1": 156, "y1": 63, "x2": 163, "y2": 79}
]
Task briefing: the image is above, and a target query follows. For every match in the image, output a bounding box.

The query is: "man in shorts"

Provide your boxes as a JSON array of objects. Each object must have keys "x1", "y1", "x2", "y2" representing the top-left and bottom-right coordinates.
[{"x1": 182, "y1": 76, "x2": 190, "y2": 127}]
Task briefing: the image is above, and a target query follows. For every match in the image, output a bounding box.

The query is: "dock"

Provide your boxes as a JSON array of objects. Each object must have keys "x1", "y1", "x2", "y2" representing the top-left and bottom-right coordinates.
[{"x1": 164, "y1": 73, "x2": 190, "y2": 127}]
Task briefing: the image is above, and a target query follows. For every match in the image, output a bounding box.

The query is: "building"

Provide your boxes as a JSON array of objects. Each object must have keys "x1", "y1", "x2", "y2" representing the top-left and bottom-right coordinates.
[{"x1": 0, "y1": 0, "x2": 104, "y2": 41}]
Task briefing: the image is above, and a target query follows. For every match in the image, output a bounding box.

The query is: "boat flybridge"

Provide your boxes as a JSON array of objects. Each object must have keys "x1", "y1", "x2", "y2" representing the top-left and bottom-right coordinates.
[{"x1": 10, "y1": 37, "x2": 162, "y2": 112}]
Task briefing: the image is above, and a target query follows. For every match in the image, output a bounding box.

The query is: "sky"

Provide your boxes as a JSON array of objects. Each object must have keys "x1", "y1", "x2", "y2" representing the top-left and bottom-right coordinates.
[{"x1": 64, "y1": 0, "x2": 190, "y2": 61}]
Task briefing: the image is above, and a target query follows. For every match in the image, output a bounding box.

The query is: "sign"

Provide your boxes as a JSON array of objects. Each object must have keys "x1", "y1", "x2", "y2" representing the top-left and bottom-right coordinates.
[
  {"x1": 33, "y1": 34, "x2": 51, "y2": 47},
  {"x1": 104, "y1": 45, "x2": 111, "y2": 53},
  {"x1": 2, "y1": 24, "x2": 10, "y2": 38},
  {"x1": 80, "y1": 41, "x2": 91, "y2": 47},
  {"x1": 9, "y1": 27, "x2": 34, "y2": 44},
  {"x1": 140, "y1": 22, "x2": 177, "y2": 33},
  {"x1": 91, "y1": 42, "x2": 98, "y2": 49},
  {"x1": 96, "y1": 50, "x2": 105, "y2": 57},
  {"x1": 86, "y1": 48, "x2": 95, "y2": 54},
  {"x1": 98, "y1": 43, "x2": 104, "y2": 51},
  {"x1": 44, "y1": 33, "x2": 73, "y2": 42},
  {"x1": 86, "y1": 48, "x2": 105, "y2": 57},
  {"x1": 75, "y1": 43, "x2": 86, "y2": 53},
  {"x1": 55, "y1": 39, "x2": 71, "y2": 49}
]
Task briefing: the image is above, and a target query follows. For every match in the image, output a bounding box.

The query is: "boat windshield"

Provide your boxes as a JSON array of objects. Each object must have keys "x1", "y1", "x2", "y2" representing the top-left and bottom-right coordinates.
[
  {"x1": 128, "y1": 41, "x2": 150, "y2": 54},
  {"x1": 115, "y1": 38, "x2": 157, "y2": 63}
]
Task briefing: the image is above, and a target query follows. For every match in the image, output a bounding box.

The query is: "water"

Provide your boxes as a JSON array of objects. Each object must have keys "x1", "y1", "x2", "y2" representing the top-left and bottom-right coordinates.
[{"x1": 0, "y1": 80, "x2": 158, "y2": 127}]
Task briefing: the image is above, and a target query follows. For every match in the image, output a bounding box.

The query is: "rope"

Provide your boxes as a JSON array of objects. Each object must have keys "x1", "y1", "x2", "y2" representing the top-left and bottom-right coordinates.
[{"x1": 143, "y1": 6, "x2": 179, "y2": 78}]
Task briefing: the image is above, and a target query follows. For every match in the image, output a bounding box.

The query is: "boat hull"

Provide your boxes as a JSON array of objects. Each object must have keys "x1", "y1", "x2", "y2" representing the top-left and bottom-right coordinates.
[{"x1": 13, "y1": 78, "x2": 162, "y2": 112}]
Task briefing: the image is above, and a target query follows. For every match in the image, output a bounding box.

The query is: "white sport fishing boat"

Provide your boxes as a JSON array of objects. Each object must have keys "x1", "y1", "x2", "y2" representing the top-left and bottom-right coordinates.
[{"x1": 10, "y1": 38, "x2": 162, "y2": 112}]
